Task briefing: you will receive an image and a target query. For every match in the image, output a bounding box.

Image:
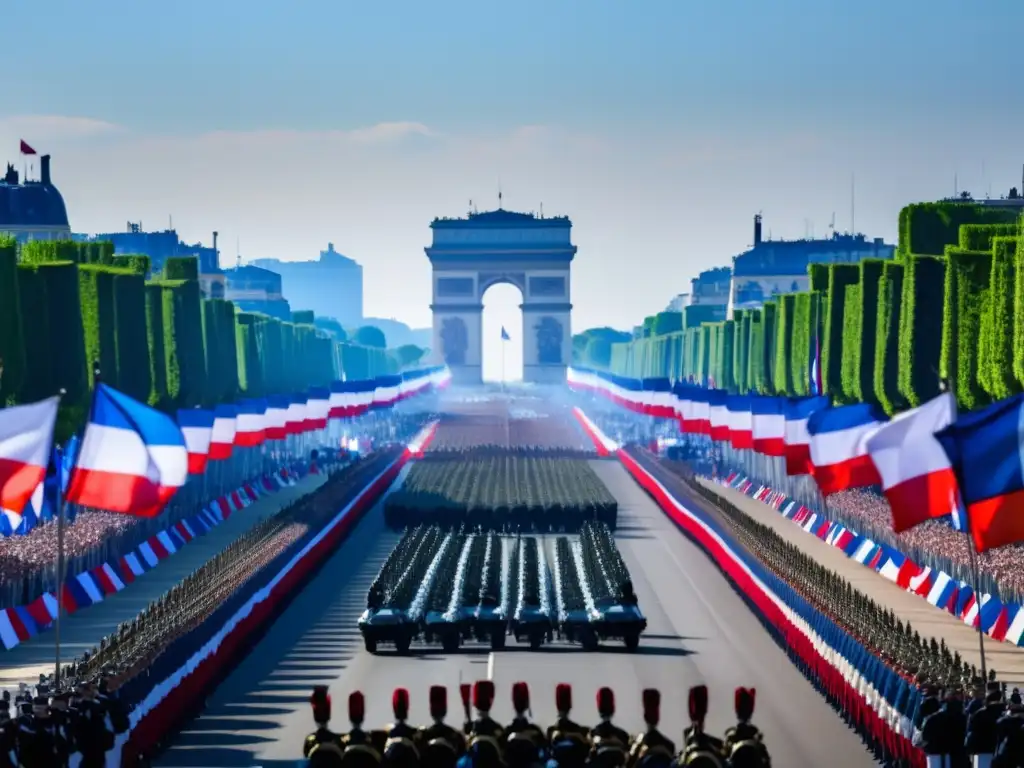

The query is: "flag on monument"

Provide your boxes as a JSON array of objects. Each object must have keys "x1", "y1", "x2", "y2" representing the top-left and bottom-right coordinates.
[
  {"x1": 501, "y1": 327, "x2": 510, "y2": 341},
  {"x1": 19, "y1": 140, "x2": 36, "y2": 156}
]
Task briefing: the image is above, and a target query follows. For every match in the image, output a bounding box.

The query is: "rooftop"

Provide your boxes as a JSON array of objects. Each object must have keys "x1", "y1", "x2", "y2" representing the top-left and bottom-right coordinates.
[
  {"x1": 431, "y1": 208, "x2": 571, "y2": 228},
  {"x1": 0, "y1": 156, "x2": 69, "y2": 228},
  {"x1": 732, "y1": 232, "x2": 894, "y2": 277}
]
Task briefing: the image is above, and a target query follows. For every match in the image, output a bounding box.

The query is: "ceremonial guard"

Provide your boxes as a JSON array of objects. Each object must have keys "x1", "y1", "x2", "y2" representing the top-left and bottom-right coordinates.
[
  {"x1": 722, "y1": 688, "x2": 769, "y2": 768},
  {"x1": 0, "y1": 700, "x2": 15, "y2": 768},
  {"x1": 590, "y1": 688, "x2": 630, "y2": 767},
  {"x1": 17, "y1": 696, "x2": 64, "y2": 768},
  {"x1": 461, "y1": 680, "x2": 504, "y2": 767},
  {"x1": 504, "y1": 682, "x2": 546, "y2": 767},
  {"x1": 628, "y1": 689, "x2": 675, "y2": 768},
  {"x1": 965, "y1": 682, "x2": 1003, "y2": 768},
  {"x1": 342, "y1": 691, "x2": 387, "y2": 767},
  {"x1": 384, "y1": 688, "x2": 420, "y2": 768},
  {"x1": 304, "y1": 685, "x2": 346, "y2": 767},
  {"x1": 417, "y1": 686, "x2": 465, "y2": 768},
  {"x1": 678, "y1": 686, "x2": 725, "y2": 768},
  {"x1": 546, "y1": 683, "x2": 590, "y2": 768}
]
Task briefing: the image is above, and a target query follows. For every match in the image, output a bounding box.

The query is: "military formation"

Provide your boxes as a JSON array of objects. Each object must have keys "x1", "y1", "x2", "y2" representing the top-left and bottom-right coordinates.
[
  {"x1": 302, "y1": 681, "x2": 771, "y2": 768},
  {"x1": 0, "y1": 672, "x2": 129, "y2": 767}
]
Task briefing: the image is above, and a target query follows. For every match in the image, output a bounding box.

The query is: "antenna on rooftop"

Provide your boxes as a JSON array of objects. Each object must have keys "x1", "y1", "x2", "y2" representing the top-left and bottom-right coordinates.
[
  {"x1": 540, "y1": 202, "x2": 544, "y2": 218},
  {"x1": 828, "y1": 212, "x2": 836, "y2": 238},
  {"x1": 498, "y1": 179, "x2": 503, "y2": 209},
  {"x1": 850, "y1": 174, "x2": 856, "y2": 235},
  {"x1": 236, "y1": 235, "x2": 241, "y2": 269},
  {"x1": 169, "y1": 214, "x2": 173, "y2": 231}
]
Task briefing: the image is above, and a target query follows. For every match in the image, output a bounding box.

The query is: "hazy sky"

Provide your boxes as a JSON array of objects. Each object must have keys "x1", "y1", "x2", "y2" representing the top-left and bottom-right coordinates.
[{"x1": 3, "y1": 0, "x2": 1022, "y2": 373}]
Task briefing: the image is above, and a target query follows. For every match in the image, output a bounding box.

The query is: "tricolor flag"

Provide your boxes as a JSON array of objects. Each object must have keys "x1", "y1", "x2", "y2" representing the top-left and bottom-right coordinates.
[
  {"x1": 708, "y1": 390, "x2": 730, "y2": 442},
  {"x1": 234, "y1": 399, "x2": 267, "y2": 447},
  {"x1": 726, "y1": 395, "x2": 754, "y2": 450},
  {"x1": 864, "y1": 393, "x2": 960, "y2": 533},
  {"x1": 65, "y1": 384, "x2": 187, "y2": 517},
  {"x1": 176, "y1": 408, "x2": 214, "y2": 474},
  {"x1": 783, "y1": 396, "x2": 829, "y2": 476},
  {"x1": 209, "y1": 404, "x2": 237, "y2": 460},
  {"x1": 806, "y1": 403, "x2": 887, "y2": 495},
  {"x1": 306, "y1": 387, "x2": 331, "y2": 431},
  {"x1": 0, "y1": 397, "x2": 60, "y2": 525},
  {"x1": 285, "y1": 394, "x2": 308, "y2": 435},
  {"x1": 264, "y1": 395, "x2": 289, "y2": 440},
  {"x1": 751, "y1": 396, "x2": 786, "y2": 456},
  {"x1": 937, "y1": 393, "x2": 1024, "y2": 552}
]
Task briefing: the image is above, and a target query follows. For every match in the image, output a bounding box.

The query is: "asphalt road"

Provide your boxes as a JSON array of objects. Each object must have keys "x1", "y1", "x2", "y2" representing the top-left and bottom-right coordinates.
[{"x1": 154, "y1": 461, "x2": 874, "y2": 768}]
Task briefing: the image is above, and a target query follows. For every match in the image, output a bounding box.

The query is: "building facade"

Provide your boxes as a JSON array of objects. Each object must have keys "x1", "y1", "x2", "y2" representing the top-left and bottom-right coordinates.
[
  {"x1": 0, "y1": 155, "x2": 72, "y2": 243},
  {"x1": 223, "y1": 265, "x2": 292, "y2": 321},
  {"x1": 425, "y1": 208, "x2": 575, "y2": 385},
  {"x1": 727, "y1": 215, "x2": 895, "y2": 316},
  {"x1": 250, "y1": 243, "x2": 363, "y2": 327}
]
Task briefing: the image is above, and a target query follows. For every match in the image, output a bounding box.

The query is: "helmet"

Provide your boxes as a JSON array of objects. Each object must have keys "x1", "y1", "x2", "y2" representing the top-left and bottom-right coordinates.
[{"x1": 309, "y1": 742, "x2": 345, "y2": 768}]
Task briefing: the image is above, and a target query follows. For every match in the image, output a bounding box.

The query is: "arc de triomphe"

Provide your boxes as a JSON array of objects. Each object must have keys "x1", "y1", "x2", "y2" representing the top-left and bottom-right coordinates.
[{"x1": 425, "y1": 208, "x2": 575, "y2": 385}]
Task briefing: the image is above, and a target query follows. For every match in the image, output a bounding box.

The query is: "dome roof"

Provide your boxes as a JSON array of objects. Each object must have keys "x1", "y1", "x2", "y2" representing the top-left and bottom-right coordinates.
[{"x1": 0, "y1": 160, "x2": 69, "y2": 228}]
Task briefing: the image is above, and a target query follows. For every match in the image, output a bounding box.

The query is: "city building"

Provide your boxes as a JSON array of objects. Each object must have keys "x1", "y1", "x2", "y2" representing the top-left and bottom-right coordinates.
[
  {"x1": 0, "y1": 155, "x2": 71, "y2": 243},
  {"x1": 727, "y1": 214, "x2": 895, "y2": 316},
  {"x1": 664, "y1": 292, "x2": 690, "y2": 312},
  {"x1": 250, "y1": 243, "x2": 363, "y2": 327},
  {"x1": 223, "y1": 264, "x2": 292, "y2": 321}
]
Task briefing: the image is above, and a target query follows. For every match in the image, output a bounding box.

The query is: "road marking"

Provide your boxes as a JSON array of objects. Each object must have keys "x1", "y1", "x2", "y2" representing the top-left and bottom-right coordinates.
[{"x1": 487, "y1": 652, "x2": 495, "y2": 680}]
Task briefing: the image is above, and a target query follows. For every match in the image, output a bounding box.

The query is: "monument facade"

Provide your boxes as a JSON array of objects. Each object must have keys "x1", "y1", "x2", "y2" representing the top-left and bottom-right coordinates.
[{"x1": 425, "y1": 208, "x2": 575, "y2": 385}]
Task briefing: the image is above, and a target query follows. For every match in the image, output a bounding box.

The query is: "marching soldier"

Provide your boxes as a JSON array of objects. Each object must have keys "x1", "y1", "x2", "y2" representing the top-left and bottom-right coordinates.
[
  {"x1": 304, "y1": 686, "x2": 346, "y2": 766},
  {"x1": 341, "y1": 690, "x2": 386, "y2": 767},
  {"x1": 546, "y1": 683, "x2": 590, "y2": 768},
  {"x1": 417, "y1": 685, "x2": 465, "y2": 768},
  {"x1": 628, "y1": 689, "x2": 675, "y2": 768},
  {"x1": 462, "y1": 681, "x2": 504, "y2": 768},
  {"x1": 678, "y1": 685, "x2": 725, "y2": 768},
  {"x1": 722, "y1": 688, "x2": 769, "y2": 768},
  {"x1": 17, "y1": 696, "x2": 64, "y2": 768},
  {"x1": 590, "y1": 688, "x2": 630, "y2": 768},
  {"x1": 965, "y1": 681, "x2": 1003, "y2": 767},
  {"x1": 504, "y1": 682, "x2": 545, "y2": 768},
  {"x1": 384, "y1": 688, "x2": 420, "y2": 768}
]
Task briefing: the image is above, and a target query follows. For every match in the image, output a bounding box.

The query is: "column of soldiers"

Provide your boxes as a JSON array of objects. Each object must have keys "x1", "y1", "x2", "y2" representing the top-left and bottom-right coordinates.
[
  {"x1": 0, "y1": 672, "x2": 129, "y2": 767},
  {"x1": 681, "y1": 469, "x2": 1024, "y2": 765},
  {"x1": 302, "y1": 681, "x2": 771, "y2": 768}
]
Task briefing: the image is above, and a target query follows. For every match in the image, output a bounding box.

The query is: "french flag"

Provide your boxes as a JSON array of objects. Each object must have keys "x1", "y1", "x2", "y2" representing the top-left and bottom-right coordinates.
[
  {"x1": 328, "y1": 381, "x2": 352, "y2": 419},
  {"x1": 864, "y1": 393, "x2": 960, "y2": 533},
  {"x1": 807, "y1": 402, "x2": 887, "y2": 495},
  {"x1": 708, "y1": 390, "x2": 730, "y2": 441},
  {"x1": 285, "y1": 394, "x2": 308, "y2": 435},
  {"x1": 176, "y1": 408, "x2": 214, "y2": 474},
  {"x1": 751, "y1": 396, "x2": 786, "y2": 456},
  {"x1": 353, "y1": 380, "x2": 376, "y2": 416},
  {"x1": 208, "y1": 404, "x2": 237, "y2": 460},
  {"x1": 0, "y1": 397, "x2": 60, "y2": 522},
  {"x1": 306, "y1": 387, "x2": 331, "y2": 430},
  {"x1": 727, "y1": 395, "x2": 754, "y2": 449},
  {"x1": 65, "y1": 384, "x2": 188, "y2": 517},
  {"x1": 234, "y1": 399, "x2": 267, "y2": 447},
  {"x1": 645, "y1": 378, "x2": 675, "y2": 419},
  {"x1": 372, "y1": 376, "x2": 402, "y2": 410},
  {"x1": 264, "y1": 395, "x2": 289, "y2": 440},
  {"x1": 925, "y1": 571, "x2": 957, "y2": 611},
  {"x1": 783, "y1": 396, "x2": 829, "y2": 476}
]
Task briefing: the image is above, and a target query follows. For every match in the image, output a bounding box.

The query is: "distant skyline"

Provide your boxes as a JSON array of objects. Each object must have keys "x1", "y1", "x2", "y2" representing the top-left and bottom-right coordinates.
[{"x1": 2, "y1": 0, "x2": 1022, "y2": 341}]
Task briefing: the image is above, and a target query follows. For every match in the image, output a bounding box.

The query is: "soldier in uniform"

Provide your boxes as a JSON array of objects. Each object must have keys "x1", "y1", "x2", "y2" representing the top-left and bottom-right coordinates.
[
  {"x1": 677, "y1": 686, "x2": 725, "y2": 768},
  {"x1": 546, "y1": 683, "x2": 590, "y2": 768},
  {"x1": 303, "y1": 685, "x2": 346, "y2": 766},
  {"x1": 0, "y1": 700, "x2": 16, "y2": 768},
  {"x1": 384, "y1": 688, "x2": 420, "y2": 768},
  {"x1": 965, "y1": 681, "x2": 1004, "y2": 767},
  {"x1": 341, "y1": 690, "x2": 386, "y2": 768},
  {"x1": 722, "y1": 688, "x2": 769, "y2": 768},
  {"x1": 417, "y1": 685, "x2": 465, "y2": 768},
  {"x1": 461, "y1": 681, "x2": 504, "y2": 768},
  {"x1": 504, "y1": 682, "x2": 545, "y2": 768},
  {"x1": 628, "y1": 689, "x2": 675, "y2": 768},
  {"x1": 18, "y1": 695, "x2": 63, "y2": 768},
  {"x1": 920, "y1": 690, "x2": 969, "y2": 767},
  {"x1": 590, "y1": 688, "x2": 630, "y2": 768}
]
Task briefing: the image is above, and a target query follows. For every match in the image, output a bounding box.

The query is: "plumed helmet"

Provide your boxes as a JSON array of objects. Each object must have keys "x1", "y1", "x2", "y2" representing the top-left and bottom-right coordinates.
[
  {"x1": 392, "y1": 688, "x2": 410, "y2": 721},
  {"x1": 511, "y1": 682, "x2": 529, "y2": 715},
  {"x1": 596, "y1": 687, "x2": 615, "y2": 719},
  {"x1": 349, "y1": 691, "x2": 366, "y2": 726},
  {"x1": 734, "y1": 688, "x2": 755, "y2": 722},
  {"x1": 312, "y1": 685, "x2": 332, "y2": 724},
  {"x1": 430, "y1": 685, "x2": 448, "y2": 719},
  {"x1": 555, "y1": 683, "x2": 572, "y2": 715},
  {"x1": 688, "y1": 685, "x2": 708, "y2": 725},
  {"x1": 642, "y1": 689, "x2": 660, "y2": 727},
  {"x1": 473, "y1": 680, "x2": 495, "y2": 713}
]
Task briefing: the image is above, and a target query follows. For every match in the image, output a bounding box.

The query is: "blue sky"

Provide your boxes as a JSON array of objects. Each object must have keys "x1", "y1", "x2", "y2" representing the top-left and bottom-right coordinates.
[{"x1": 2, "y1": 1, "x2": 1022, "y2": 378}]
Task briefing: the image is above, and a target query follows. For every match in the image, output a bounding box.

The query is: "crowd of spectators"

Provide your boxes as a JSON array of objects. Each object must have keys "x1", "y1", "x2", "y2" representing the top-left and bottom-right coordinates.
[{"x1": 0, "y1": 410, "x2": 435, "y2": 613}]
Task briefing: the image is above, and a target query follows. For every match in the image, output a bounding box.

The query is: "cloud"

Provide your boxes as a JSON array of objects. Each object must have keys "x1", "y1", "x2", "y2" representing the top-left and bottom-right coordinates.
[{"x1": 0, "y1": 114, "x2": 122, "y2": 143}]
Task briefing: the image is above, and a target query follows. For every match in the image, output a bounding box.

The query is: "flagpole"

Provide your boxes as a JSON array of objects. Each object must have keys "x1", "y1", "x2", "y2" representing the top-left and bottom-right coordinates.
[
  {"x1": 943, "y1": 376, "x2": 987, "y2": 683},
  {"x1": 54, "y1": 446, "x2": 66, "y2": 690}
]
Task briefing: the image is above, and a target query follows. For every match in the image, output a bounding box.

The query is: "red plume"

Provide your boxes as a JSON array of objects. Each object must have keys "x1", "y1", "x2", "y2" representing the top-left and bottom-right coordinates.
[
  {"x1": 348, "y1": 691, "x2": 365, "y2": 725},
  {"x1": 596, "y1": 687, "x2": 615, "y2": 718},
  {"x1": 688, "y1": 685, "x2": 708, "y2": 724},
  {"x1": 735, "y1": 687, "x2": 755, "y2": 721},
  {"x1": 512, "y1": 682, "x2": 529, "y2": 714},
  {"x1": 393, "y1": 688, "x2": 409, "y2": 720},
  {"x1": 430, "y1": 685, "x2": 447, "y2": 719},
  {"x1": 473, "y1": 680, "x2": 495, "y2": 712},
  {"x1": 555, "y1": 683, "x2": 572, "y2": 714},
  {"x1": 642, "y1": 689, "x2": 660, "y2": 726},
  {"x1": 311, "y1": 686, "x2": 331, "y2": 723}
]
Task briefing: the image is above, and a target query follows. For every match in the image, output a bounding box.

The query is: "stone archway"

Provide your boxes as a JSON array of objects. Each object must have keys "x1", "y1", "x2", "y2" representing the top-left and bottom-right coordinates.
[{"x1": 425, "y1": 208, "x2": 576, "y2": 385}]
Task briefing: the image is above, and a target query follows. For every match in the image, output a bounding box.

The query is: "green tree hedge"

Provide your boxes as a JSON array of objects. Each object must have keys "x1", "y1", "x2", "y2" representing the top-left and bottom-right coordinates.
[
  {"x1": 822, "y1": 264, "x2": 860, "y2": 401},
  {"x1": 983, "y1": 237, "x2": 1019, "y2": 401},
  {"x1": 874, "y1": 261, "x2": 906, "y2": 415},
  {"x1": 0, "y1": 236, "x2": 25, "y2": 403},
  {"x1": 898, "y1": 255, "x2": 946, "y2": 407},
  {"x1": 773, "y1": 295, "x2": 796, "y2": 396}
]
